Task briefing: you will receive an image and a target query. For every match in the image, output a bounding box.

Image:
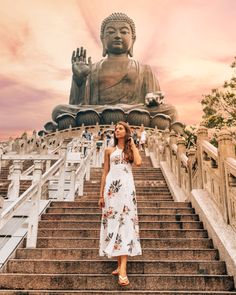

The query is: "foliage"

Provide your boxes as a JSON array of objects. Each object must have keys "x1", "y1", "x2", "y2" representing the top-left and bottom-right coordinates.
[
  {"x1": 183, "y1": 125, "x2": 197, "y2": 149},
  {"x1": 201, "y1": 57, "x2": 236, "y2": 129}
]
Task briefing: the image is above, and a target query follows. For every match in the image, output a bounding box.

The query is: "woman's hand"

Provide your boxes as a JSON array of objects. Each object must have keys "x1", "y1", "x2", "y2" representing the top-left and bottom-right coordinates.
[
  {"x1": 98, "y1": 197, "x2": 105, "y2": 209},
  {"x1": 129, "y1": 137, "x2": 136, "y2": 150}
]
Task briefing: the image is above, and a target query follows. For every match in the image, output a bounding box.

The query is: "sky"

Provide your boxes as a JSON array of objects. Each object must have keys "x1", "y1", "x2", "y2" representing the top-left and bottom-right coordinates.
[{"x1": 0, "y1": 0, "x2": 235, "y2": 140}]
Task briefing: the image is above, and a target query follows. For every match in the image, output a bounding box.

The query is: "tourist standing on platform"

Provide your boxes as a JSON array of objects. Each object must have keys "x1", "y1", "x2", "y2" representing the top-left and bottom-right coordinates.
[
  {"x1": 139, "y1": 127, "x2": 147, "y2": 151},
  {"x1": 98, "y1": 121, "x2": 142, "y2": 286}
]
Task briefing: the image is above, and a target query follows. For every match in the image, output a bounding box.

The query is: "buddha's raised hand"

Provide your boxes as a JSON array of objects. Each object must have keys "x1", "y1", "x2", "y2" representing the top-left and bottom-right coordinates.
[{"x1": 71, "y1": 47, "x2": 92, "y2": 84}]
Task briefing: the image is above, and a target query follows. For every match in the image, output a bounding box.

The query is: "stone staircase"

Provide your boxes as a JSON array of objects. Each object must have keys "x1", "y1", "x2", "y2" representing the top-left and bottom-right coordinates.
[{"x1": 0, "y1": 152, "x2": 235, "y2": 294}]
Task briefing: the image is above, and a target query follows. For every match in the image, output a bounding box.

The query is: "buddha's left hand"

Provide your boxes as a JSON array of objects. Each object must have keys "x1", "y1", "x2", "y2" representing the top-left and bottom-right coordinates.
[{"x1": 145, "y1": 91, "x2": 165, "y2": 107}]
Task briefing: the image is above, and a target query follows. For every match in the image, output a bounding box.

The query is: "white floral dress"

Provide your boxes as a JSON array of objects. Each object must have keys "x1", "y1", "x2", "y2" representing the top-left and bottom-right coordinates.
[{"x1": 99, "y1": 146, "x2": 142, "y2": 258}]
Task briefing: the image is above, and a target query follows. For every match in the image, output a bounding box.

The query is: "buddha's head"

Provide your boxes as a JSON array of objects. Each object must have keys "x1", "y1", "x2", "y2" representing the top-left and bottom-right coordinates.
[{"x1": 100, "y1": 13, "x2": 136, "y2": 57}]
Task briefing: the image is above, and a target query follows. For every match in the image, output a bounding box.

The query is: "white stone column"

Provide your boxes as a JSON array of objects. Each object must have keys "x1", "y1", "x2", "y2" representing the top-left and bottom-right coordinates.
[
  {"x1": 177, "y1": 137, "x2": 186, "y2": 187},
  {"x1": 169, "y1": 130, "x2": 177, "y2": 170},
  {"x1": 57, "y1": 140, "x2": 69, "y2": 201},
  {"x1": 217, "y1": 127, "x2": 235, "y2": 223},
  {"x1": 196, "y1": 126, "x2": 208, "y2": 189},
  {"x1": 26, "y1": 160, "x2": 44, "y2": 248},
  {"x1": 7, "y1": 160, "x2": 23, "y2": 200}
]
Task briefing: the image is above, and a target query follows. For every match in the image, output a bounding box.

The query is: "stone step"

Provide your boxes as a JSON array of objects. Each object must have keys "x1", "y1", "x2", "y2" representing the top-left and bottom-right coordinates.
[
  {"x1": 49, "y1": 201, "x2": 191, "y2": 208},
  {"x1": 0, "y1": 274, "x2": 233, "y2": 291},
  {"x1": 33, "y1": 238, "x2": 214, "y2": 250},
  {"x1": 84, "y1": 184, "x2": 169, "y2": 193},
  {"x1": 78, "y1": 196, "x2": 174, "y2": 201},
  {"x1": 41, "y1": 213, "x2": 199, "y2": 222},
  {"x1": 81, "y1": 191, "x2": 172, "y2": 196},
  {"x1": 77, "y1": 195, "x2": 174, "y2": 202},
  {"x1": 17, "y1": 248, "x2": 219, "y2": 261},
  {"x1": 78, "y1": 192, "x2": 174, "y2": 201},
  {"x1": 45, "y1": 207, "x2": 195, "y2": 214},
  {"x1": 0, "y1": 289, "x2": 235, "y2": 295},
  {"x1": 37, "y1": 229, "x2": 208, "y2": 239},
  {"x1": 7, "y1": 259, "x2": 226, "y2": 275},
  {"x1": 38, "y1": 220, "x2": 203, "y2": 230},
  {"x1": 2, "y1": 291, "x2": 236, "y2": 295}
]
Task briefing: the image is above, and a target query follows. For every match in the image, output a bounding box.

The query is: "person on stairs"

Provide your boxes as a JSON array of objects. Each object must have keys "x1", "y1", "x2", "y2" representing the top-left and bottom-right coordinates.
[{"x1": 98, "y1": 121, "x2": 142, "y2": 286}]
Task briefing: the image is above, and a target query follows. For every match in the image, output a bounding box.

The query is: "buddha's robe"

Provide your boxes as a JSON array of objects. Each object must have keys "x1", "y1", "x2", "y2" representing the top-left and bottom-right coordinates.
[{"x1": 52, "y1": 59, "x2": 177, "y2": 122}]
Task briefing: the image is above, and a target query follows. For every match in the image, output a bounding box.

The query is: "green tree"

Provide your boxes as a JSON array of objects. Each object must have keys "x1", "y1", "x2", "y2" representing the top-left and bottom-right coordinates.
[{"x1": 201, "y1": 57, "x2": 236, "y2": 129}]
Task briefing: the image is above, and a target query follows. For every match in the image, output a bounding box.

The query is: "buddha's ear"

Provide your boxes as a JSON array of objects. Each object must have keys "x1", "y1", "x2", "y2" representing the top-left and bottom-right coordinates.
[
  {"x1": 101, "y1": 38, "x2": 108, "y2": 57},
  {"x1": 128, "y1": 38, "x2": 136, "y2": 57}
]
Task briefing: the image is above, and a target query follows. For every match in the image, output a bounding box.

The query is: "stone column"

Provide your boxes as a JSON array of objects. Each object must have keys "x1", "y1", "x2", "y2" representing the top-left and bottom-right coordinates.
[
  {"x1": 177, "y1": 137, "x2": 186, "y2": 187},
  {"x1": 187, "y1": 147, "x2": 197, "y2": 191},
  {"x1": 7, "y1": 160, "x2": 23, "y2": 200},
  {"x1": 58, "y1": 139, "x2": 70, "y2": 200},
  {"x1": 26, "y1": 160, "x2": 43, "y2": 248},
  {"x1": 169, "y1": 130, "x2": 177, "y2": 170},
  {"x1": 196, "y1": 126, "x2": 208, "y2": 188},
  {"x1": 217, "y1": 127, "x2": 235, "y2": 223}
]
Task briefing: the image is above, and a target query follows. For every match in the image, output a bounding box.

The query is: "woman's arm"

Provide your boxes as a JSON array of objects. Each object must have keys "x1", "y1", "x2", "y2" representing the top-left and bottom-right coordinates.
[
  {"x1": 98, "y1": 148, "x2": 111, "y2": 209},
  {"x1": 130, "y1": 138, "x2": 142, "y2": 166}
]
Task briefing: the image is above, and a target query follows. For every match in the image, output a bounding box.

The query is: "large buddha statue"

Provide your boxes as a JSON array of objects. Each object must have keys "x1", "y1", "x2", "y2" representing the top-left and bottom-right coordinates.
[{"x1": 46, "y1": 13, "x2": 178, "y2": 132}]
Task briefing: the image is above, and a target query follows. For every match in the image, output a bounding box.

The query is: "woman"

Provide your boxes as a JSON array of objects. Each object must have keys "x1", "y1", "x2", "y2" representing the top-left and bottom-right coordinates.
[{"x1": 98, "y1": 121, "x2": 142, "y2": 286}]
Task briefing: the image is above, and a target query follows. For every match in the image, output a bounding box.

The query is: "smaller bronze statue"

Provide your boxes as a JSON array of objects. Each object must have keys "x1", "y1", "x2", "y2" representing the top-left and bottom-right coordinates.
[{"x1": 45, "y1": 13, "x2": 178, "y2": 132}]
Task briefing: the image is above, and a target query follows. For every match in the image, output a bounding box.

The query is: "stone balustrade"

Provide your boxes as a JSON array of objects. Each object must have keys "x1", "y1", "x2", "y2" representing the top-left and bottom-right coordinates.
[
  {"x1": 148, "y1": 126, "x2": 236, "y2": 230},
  {"x1": 0, "y1": 133, "x2": 106, "y2": 248}
]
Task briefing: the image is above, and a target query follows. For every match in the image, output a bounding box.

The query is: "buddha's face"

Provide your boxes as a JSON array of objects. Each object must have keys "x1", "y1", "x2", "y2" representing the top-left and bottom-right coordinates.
[{"x1": 102, "y1": 21, "x2": 134, "y2": 55}]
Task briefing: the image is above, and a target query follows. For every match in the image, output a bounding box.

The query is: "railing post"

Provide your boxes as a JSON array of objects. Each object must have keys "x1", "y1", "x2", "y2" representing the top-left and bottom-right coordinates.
[
  {"x1": 169, "y1": 130, "x2": 177, "y2": 170},
  {"x1": 26, "y1": 160, "x2": 44, "y2": 248},
  {"x1": 196, "y1": 126, "x2": 208, "y2": 188},
  {"x1": 177, "y1": 137, "x2": 186, "y2": 187},
  {"x1": 217, "y1": 127, "x2": 235, "y2": 223},
  {"x1": 68, "y1": 163, "x2": 76, "y2": 201},
  {"x1": 7, "y1": 160, "x2": 23, "y2": 200},
  {"x1": 163, "y1": 129, "x2": 170, "y2": 161},
  {"x1": 57, "y1": 140, "x2": 69, "y2": 200},
  {"x1": 187, "y1": 147, "x2": 196, "y2": 192},
  {"x1": 78, "y1": 160, "x2": 84, "y2": 197}
]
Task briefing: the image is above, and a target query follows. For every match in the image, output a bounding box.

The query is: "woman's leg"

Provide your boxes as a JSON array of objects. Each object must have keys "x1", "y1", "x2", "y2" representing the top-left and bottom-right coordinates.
[
  {"x1": 119, "y1": 255, "x2": 127, "y2": 277},
  {"x1": 118, "y1": 255, "x2": 129, "y2": 285},
  {"x1": 111, "y1": 256, "x2": 121, "y2": 274}
]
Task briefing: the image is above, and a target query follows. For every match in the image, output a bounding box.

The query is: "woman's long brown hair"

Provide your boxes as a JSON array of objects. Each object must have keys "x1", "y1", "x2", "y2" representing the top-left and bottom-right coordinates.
[{"x1": 113, "y1": 121, "x2": 134, "y2": 163}]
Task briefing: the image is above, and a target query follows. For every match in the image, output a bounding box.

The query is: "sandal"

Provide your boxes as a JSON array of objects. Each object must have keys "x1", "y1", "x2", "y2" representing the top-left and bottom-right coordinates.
[
  {"x1": 118, "y1": 275, "x2": 130, "y2": 286},
  {"x1": 111, "y1": 268, "x2": 119, "y2": 275}
]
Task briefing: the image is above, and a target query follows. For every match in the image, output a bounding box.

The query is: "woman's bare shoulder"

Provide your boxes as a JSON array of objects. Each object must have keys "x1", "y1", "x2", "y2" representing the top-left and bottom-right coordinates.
[{"x1": 104, "y1": 147, "x2": 115, "y2": 156}]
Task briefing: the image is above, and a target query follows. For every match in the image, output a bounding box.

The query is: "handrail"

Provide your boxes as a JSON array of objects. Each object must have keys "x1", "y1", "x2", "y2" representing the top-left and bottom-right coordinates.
[
  {"x1": 180, "y1": 153, "x2": 188, "y2": 168},
  {"x1": 202, "y1": 140, "x2": 218, "y2": 160},
  {"x1": 0, "y1": 183, "x2": 38, "y2": 229},
  {"x1": 0, "y1": 157, "x2": 64, "y2": 230},
  {"x1": 225, "y1": 157, "x2": 236, "y2": 176}
]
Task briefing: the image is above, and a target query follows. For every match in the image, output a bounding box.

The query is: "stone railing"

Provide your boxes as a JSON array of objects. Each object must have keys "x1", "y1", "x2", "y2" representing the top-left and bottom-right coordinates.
[
  {"x1": 0, "y1": 136, "x2": 105, "y2": 248},
  {"x1": 148, "y1": 126, "x2": 236, "y2": 230}
]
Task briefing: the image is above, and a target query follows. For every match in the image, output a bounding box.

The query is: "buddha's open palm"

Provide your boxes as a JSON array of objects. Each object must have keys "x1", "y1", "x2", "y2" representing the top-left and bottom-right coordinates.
[{"x1": 71, "y1": 47, "x2": 92, "y2": 82}]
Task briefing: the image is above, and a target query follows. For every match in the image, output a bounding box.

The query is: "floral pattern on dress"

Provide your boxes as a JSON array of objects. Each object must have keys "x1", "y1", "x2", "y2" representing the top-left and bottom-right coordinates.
[
  {"x1": 123, "y1": 167, "x2": 129, "y2": 174},
  {"x1": 107, "y1": 180, "x2": 122, "y2": 198},
  {"x1": 127, "y1": 240, "x2": 135, "y2": 254},
  {"x1": 131, "y1": 190, "x2": 137, "y2": 205},
  {"x1": 105, "y1": 232, "x2": 114, "y2": 242},
  {"x1": 114, "y1": 233, "x2": 122, "y2": 250},
  {"x1": 131, "y1": 215, "x2": 139, "y2": 230},
  {"x1": 118, "y1": 215, "x2": 125, "y2": 227},
  {"x1": 123, "y1": 205, "x2": 131, "y2": 215},
  {"x1": 113, "y1": 154, "x2": 128, "y2": 165},
  {"x1": 102, "y1": 207, "x2": 118, "y2": 229}
]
